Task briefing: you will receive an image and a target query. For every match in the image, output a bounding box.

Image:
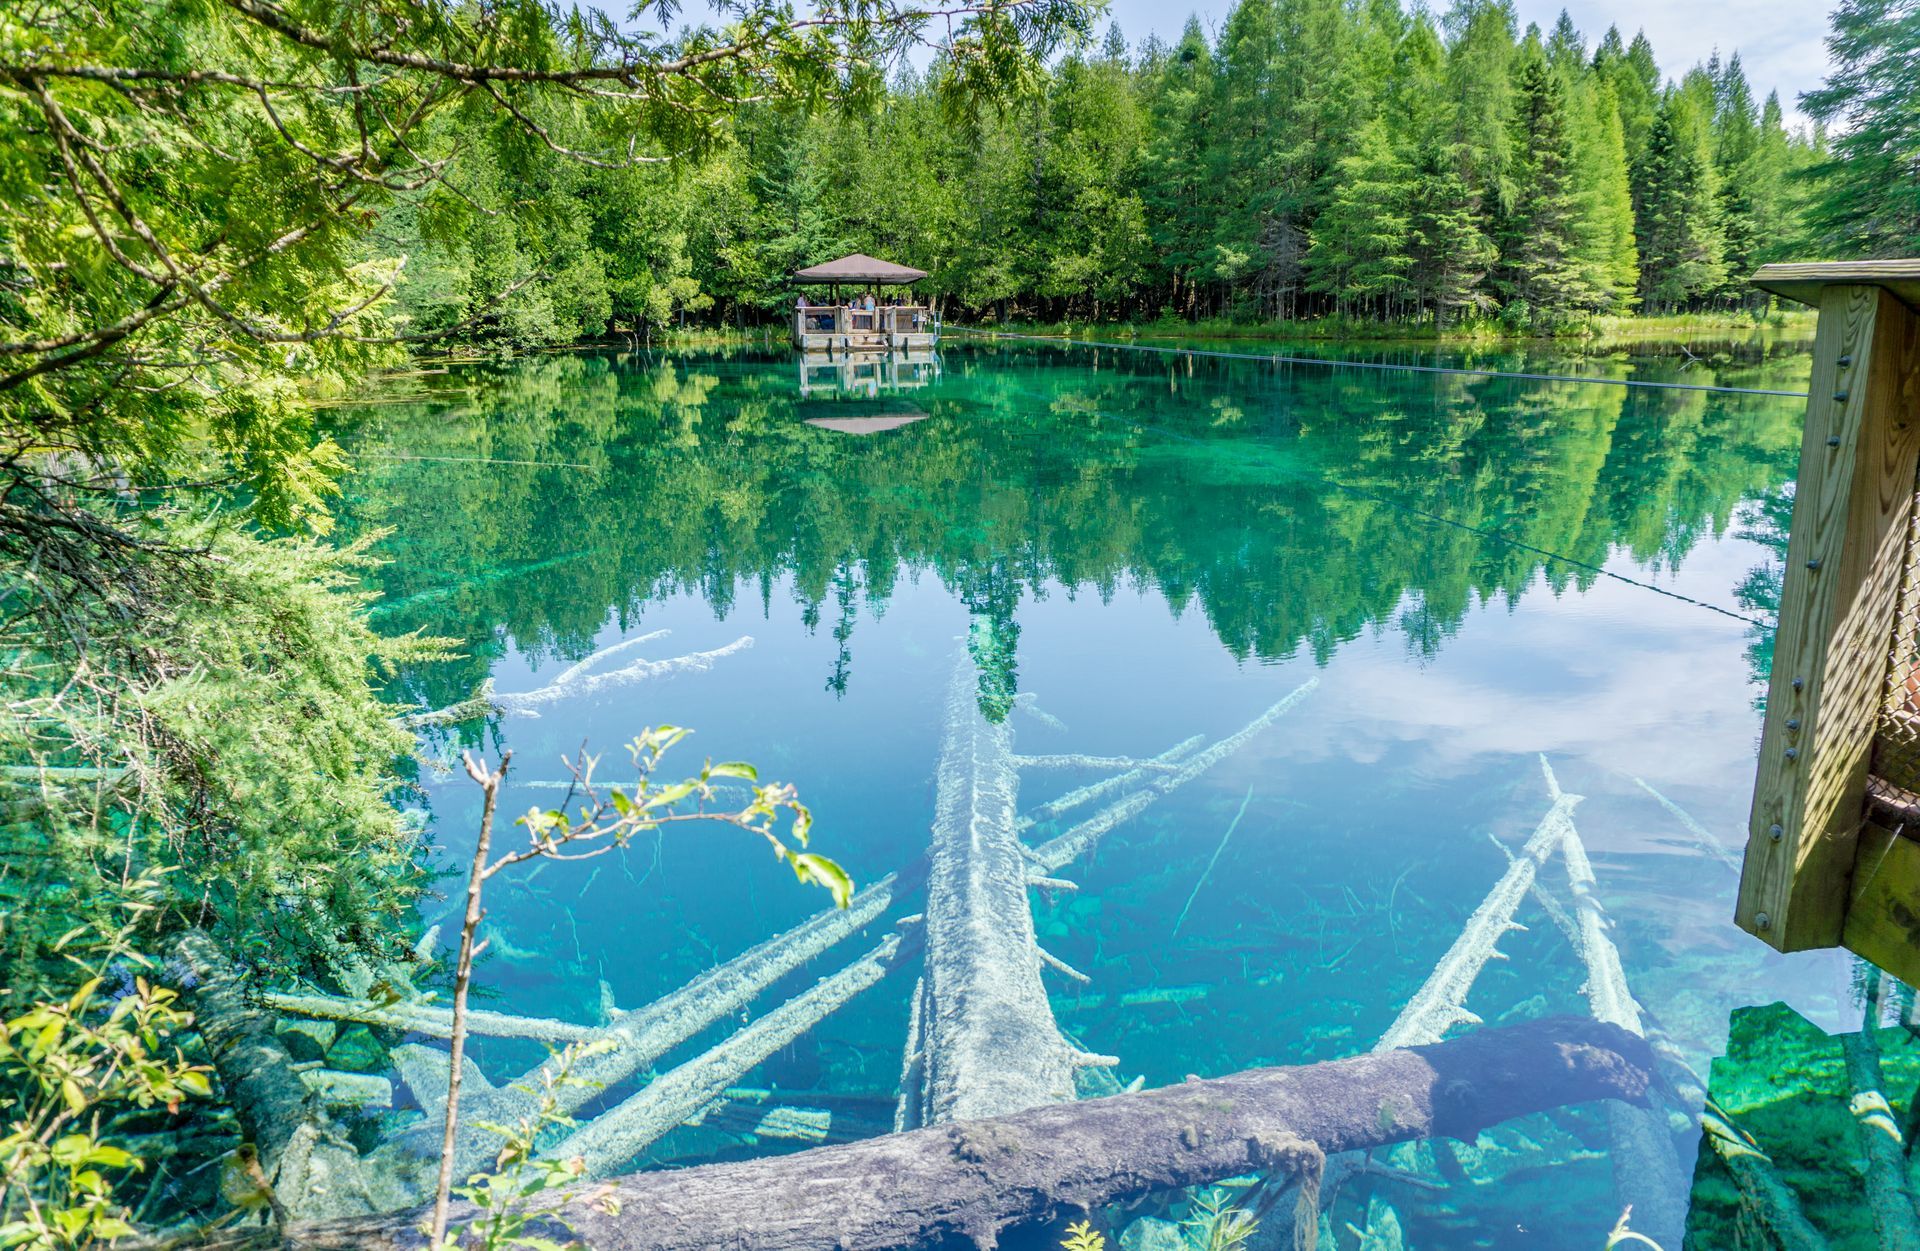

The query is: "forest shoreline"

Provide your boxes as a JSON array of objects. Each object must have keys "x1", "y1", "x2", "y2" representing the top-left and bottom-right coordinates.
[
  {"x1": 956, "y1": 309, "x2": 1819, "y2": 351},
  {"x1": 360, "y1": 310, "x2": 1823, "y2": 375}
]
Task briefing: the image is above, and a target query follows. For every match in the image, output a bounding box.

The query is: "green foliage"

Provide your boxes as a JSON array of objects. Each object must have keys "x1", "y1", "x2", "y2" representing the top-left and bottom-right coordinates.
[
  {"x1": 1179, "y1": 1186, "x2": 1257, "y2": 1251},
  {"x1": 1061, "y1": 1219, "x2": 1107, "y2": 1251},
  {"x1": 1802, "y1": 0, "x2": 1920, "y2": 259},
  {"x1": 1306, "y1": 116, "x2": 1413, "y2": 315},
  {"x1": 1, "y1": 518, "x2": 449, "y2": 988},
  {"x1": 0, "y1": 903, "x2": 210, "y2": 1250},
  {"x1": 436, "y1": 1038, "x2": 614, "y2": 1251},
  {"x1": 1499, "y1": 38, "x2": 1594, "y2": 324},
  {"x1": 1634, "y1": 89, "x2": 1730, "y2": 313},
  {"x1": 364, "y1": 1, "x2": 1836, "y2": 335},
  {"x1": 512, "y1": 728, "x2": 847, "y2": 909},
  {"x1": 2, "y1": 1, "x2": 1085, "y2": 1234}
]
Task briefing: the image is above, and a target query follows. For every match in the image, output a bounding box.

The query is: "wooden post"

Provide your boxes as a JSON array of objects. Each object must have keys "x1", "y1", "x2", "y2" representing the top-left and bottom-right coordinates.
[{"x1": 1740, "y1": 262, "x2": 1920, "y2": 952}]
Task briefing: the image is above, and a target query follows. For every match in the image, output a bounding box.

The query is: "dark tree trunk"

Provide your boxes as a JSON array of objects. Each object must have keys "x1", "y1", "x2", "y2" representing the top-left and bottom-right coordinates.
[{"x1": 182, "y1": 1015, "x2": 1653, "y2": 1251}]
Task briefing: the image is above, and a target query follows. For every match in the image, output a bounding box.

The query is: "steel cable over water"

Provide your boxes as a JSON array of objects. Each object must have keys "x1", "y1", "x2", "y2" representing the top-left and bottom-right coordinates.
[{"x1": 952, "y1": 326, "x2": 1812, "y2": 399}]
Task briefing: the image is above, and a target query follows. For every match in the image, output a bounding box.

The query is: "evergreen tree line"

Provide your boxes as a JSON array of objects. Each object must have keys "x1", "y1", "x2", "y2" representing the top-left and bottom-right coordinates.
[{"x1": 390, "y1": 0, "x2": 1912, "y2": 337}]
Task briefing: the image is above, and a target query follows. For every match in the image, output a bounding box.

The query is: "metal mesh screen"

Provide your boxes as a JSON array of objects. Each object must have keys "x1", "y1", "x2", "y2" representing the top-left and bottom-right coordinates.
[{"x1": 1868, "y1": 476, "x2": 1920, "y2": 822}]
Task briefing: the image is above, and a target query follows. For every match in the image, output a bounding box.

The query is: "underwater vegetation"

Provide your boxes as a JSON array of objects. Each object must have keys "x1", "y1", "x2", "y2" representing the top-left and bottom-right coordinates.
[{"x1": 1685, "y1": 974, "x2": 1920, "y2": 1250}]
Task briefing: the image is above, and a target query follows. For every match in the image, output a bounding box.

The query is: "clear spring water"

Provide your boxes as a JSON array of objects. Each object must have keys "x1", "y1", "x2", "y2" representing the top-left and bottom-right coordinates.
[{"x1": 323, "y1": 334, "x2": 1859, "y2": 1248}]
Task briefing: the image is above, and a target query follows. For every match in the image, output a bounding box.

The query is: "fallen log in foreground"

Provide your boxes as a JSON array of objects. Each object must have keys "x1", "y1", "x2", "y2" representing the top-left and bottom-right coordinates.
[
  {"x1": 209, "y1": 1015, "x2": 1652, "y2": 1251},
  {"x1": 173, "y1": 933, "x2": 379, "y2": 1222}
]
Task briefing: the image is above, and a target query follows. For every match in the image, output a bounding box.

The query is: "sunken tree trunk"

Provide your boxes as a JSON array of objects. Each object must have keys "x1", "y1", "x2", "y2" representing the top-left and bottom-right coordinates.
[
  {"x1": 189, "y1": 1015, "x2": 1654, "y2": 1251},
  {"x1": 174, "y1": 932, "x2": 379, "y2": 1221},
  {"x1": 903, "y1": 654, "x2": 1079, "y2": 1127}
]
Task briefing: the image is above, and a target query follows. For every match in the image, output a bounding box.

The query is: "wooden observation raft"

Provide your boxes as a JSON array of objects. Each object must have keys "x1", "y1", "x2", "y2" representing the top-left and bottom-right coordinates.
[
  {"x1": 1738, "y1": 260, "x2": 1920, "y2": 983},
  {"x1": 791, "y1": 253, "x2": 939, "y2": 354}
]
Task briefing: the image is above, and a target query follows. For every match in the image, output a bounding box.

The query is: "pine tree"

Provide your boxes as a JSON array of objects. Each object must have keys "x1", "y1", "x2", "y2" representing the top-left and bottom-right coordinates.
[
  {"x1": 1442, "y1": 0, "x2": 1519, "y2": 215},
  {"x1": 1635, "y1": 90, "x2": 1729, "y2": 311},
  {"x1": 1258, "y1": 0, "x2": 1369, "y2": 317},
  {"x1": 1747, "y1": 91, "x2": 1810, "y2": 265},
  {"x1": 1712, "y1": 53, "x2": 1763, "y2": 300},
  {"x1": 1499, "y1": 39, "x2": 1592, "y2": 322},
  {"x1": 1570, "y1": 81, "x2": 1641, "y2": 310},
  {"x1": 1137, "y1": 18, "x2": 1222, "y2": 315},
  {"x1": 1803, "y1": 0, "x2": 1920, "y2": 258},
  {"x1": 1207, "y1": 0, "x2": 1287, "y2": 313},
  {"x1": 1546, "y1": 10, "x2": 1586, "y2": 72},
  {"x1": 1306, "y1": 115, "x2": 1414, "y2": 315},
  {"x1": 1394, "y1": 10, "x2": 1496, "y2": 325},
  {"x1": 1407, "y1": 143, "x2": 1499, "y2": 325},
  {"x1": 1593, "y1": 28, "x2": 1661, "y2": 163}
]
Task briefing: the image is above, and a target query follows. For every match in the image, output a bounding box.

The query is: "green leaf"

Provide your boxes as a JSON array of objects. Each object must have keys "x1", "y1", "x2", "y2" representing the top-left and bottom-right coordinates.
[
  {"x1": 644, "y1": 781, "x2": 696, "y2": 809},
  {"x1": 51, "y1": 1134, "x2": 93, "y2": 1166},
  {"x1": 85, "y1": 1143, "x2": 136, "y2": 1169},
  {"x1": 66, "y1": 976, "x2": 103, "y2": 1015},
  {"x1": 706, "y1": 761, "x2": 758, "y2": 781},
  {"x1": 789, "y1": 853, "x2": 853, "y2": 909}
]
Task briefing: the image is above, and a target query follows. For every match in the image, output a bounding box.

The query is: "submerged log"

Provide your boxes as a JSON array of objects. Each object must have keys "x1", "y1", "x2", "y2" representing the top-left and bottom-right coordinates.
[
  {"x1": 173, "y1": 932, "x2": 380, "y2": 1221},
  {"x1": 549, "y1": 930, "x2": 917, "y2": 1177},
  {"x1": 1375, "y1": 757, "x2": 1579, "y2": 1051},
  {"x1": 1019, "y1": 735, "x2": 1204, "y2": 829},
  {"x1": 1012, "y1": 754, "x2": 1183, "y2": 773},
  {"x1": 384, "y1": 865, "x2": 914, "y2": 1179},
  {"x1": 490, "y1": 634, "x2": 752, "y2": 717},
  {"x1": 1556, "y1": 811, "x2": 1688, "y2": 1249},
  {"x1": 260, "y1": 990, "x2": 599, "y2": 1044},
  {"x1": 1028, "y1": 679, "x2": 1316, "y2": 874},
  {"x1": 1630, "y1": 776, "x2": 1740, "y2": 871},
  {"x1": 218, "y1": 1015, "x2": 1655, "y2": 1251},
  {"x1": 905, "y1": 653, "x2": 1078, "y2": 1127}
]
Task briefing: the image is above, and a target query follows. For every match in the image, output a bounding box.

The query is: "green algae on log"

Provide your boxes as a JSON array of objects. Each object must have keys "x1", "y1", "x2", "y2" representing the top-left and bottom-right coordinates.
[{"x1": 1685, "y1": 999, "x2": 1920, "y2": 1249}]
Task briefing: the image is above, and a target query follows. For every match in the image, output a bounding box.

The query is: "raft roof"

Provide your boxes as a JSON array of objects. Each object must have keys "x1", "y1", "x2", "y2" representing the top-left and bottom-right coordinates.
[
  {"x1": 792, "y1": 253, "x2": 929, "y2": 285},
  {"x1": 803, "y1": 410, "x2": 931, "y2": 435}
]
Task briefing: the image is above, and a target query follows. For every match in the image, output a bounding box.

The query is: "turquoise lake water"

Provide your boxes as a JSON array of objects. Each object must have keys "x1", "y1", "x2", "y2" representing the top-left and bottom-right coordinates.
[{"x1": 323, "y1": 335, "x2": 1864, "y2": 1248}]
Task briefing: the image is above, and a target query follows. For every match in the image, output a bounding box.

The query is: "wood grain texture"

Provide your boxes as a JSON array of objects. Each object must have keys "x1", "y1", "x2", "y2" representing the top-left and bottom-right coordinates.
[
  {"x1": 1755, "y1": 261, "x2": 1920, "y2": 312},
  {"x1": 1740, "y1": 286, "x2": 1920, "y2": 951},
  {"x1": 172, "y1": 1015, "x2": 1655, "y2": 1251},
  {"x1": 1842, "y1": 823, "x2": 1920, "y2": 987}
]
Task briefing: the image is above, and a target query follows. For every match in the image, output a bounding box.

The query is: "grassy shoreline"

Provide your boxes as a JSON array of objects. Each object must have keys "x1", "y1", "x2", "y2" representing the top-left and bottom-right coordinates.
[{"x1": 956, "y1": 309, "x2": 1818, "y2": 350}]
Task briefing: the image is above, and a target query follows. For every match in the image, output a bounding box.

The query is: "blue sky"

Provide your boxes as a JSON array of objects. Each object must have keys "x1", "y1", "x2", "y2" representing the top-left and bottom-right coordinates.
[
  {"x1": 1097, "y1": 0, "x2": 1833, "y2": 123},
  {"x1": 663, "y1": 2, "x2": 1835, "y2": 127}
]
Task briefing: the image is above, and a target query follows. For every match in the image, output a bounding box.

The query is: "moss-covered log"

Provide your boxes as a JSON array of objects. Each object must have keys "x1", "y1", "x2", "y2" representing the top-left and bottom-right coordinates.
[
  {"x1": 173, "y1": 932, "x2": 380, "y2": 1221},
  {"x1": 190, "y1": 1015, "x2": 1653, "y2": 1251}
]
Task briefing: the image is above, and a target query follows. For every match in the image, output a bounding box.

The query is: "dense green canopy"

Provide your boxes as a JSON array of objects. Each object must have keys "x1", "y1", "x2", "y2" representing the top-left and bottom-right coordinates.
[{"x1": 357, "y1": 1, "x2": 1832, "y2": 339}]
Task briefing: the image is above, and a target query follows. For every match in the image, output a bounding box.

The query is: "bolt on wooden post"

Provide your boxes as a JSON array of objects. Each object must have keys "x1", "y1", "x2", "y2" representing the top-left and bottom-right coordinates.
[{"x1": 1739, "y1": 262, "x2": 1920, "y2": 964}]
